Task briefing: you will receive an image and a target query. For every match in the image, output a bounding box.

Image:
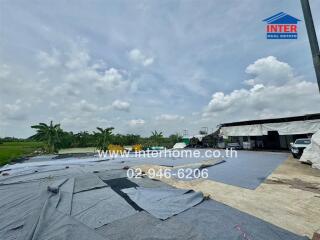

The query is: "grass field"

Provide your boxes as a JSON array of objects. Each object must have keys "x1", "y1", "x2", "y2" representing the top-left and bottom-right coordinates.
[{"x1": 0, "y1": 141, "x2": 44, "y2": 166}]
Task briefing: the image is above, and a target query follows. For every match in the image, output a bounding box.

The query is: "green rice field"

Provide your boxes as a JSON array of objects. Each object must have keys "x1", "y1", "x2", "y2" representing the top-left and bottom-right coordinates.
[{"x1": 0, "y1": 141, "x2": 44, "y2": 166}]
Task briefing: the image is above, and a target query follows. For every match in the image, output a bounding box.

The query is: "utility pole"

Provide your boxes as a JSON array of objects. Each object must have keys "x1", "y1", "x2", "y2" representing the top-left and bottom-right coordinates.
[{"x1": 300, "y1": 0, "x2": 320, "y2": 92}]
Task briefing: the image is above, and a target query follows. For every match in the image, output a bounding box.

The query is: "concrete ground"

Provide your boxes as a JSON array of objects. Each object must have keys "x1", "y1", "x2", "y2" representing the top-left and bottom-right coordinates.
[{"x1": 135, "y1": 155, "x2": 320, "y2": 238}]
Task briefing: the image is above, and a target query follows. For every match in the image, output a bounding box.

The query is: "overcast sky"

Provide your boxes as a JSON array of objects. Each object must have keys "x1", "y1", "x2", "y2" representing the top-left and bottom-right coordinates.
[{"x1": 1, "y1": 0, "x2": 320, "y2": 138}]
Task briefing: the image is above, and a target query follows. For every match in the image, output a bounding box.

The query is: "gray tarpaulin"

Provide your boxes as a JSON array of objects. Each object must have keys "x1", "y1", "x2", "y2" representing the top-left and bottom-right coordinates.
[
  {"x1": 166, "y1": 200, "x2": 308, "y2": 240},
  {"x1": 72, "y1": 187, "x2": 137, "y2": 228},
  {"x1": 171, "y1": 158, "x2": 225, "y2": 170},
  {"x1": 96, "y1": 211, "x2": 161, "y2": 240},
  {"x1": 122, "y1": 187, "x2": 203, "y2": 220},
  {"x1": 0, "y1": 156, "x2": 309, "y2": 240},
  {"x1": 141, "y1": 216, "x2": 205, "y2": 240},
  {"x1": 0, "y1": 181, "x2": 42, "y2": 240},
  {"x1": 95, "y1": 198, "x2": 308, "y2": 240},
  {"x1": 171, "y1": 158, "x2": 226, "y2": 181},
  {"x1": 204, "y1": 151, "x2": 289, "y2": 189},
  {"x1": 96, "y1": 210, "x2": 205, "y2": 240},
  {"x1": 18, "y1": 184, "x2": 107, "y2": 240},
  {"x1": 55, "y1": 178, "x2": 75, "y2": 215},
  {"x1": 0, "y1": 166, "x2": 83, "y2": 184},
  {"x1": 73, "y1": 173, "x2": 107, "y2": 193},
  {"x1": 95, "y1": 169, "x2": 128, "y2": 181},
  {"x1": 129, "y1": 176, "x2": 175, "y2": 189},
  {"x1": 0, "y1": 179, "x2": 108, "y2": 240}
]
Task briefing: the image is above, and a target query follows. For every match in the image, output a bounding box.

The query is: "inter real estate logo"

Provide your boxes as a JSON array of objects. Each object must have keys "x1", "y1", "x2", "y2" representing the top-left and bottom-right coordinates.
[{"x1": 263, "y1": 12, "x2": 301, "y2": 39}]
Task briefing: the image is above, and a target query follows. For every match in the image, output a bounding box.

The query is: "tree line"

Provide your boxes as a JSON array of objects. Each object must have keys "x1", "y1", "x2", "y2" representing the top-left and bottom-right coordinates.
[{"x1": 28, "y1": 121, "x2": 182, "y2": 153}]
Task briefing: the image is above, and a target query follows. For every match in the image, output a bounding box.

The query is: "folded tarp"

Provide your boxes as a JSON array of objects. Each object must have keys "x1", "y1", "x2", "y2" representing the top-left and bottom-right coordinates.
[
  {"x1": 0, "y1": 181, "x2": 42, "y2": 240},
  {"x1": 122, "y1": 187, "x2": 203, "y2": 220},
  {"x1": 129, "y1": 176, "x2": 175, "y2": 189},
  {"x1": 95, "y1": 169, "x2": 128, "y2": 181},
  {"x1": 71, "y1": 187, "x2": 137, "y2": 228},
  {"x1": 96, "y1": 198, "x2": 308, "y2": 240},
  {"x1": 0, "y1": 179, "x2": 107, "y2": 240},
  {"x1": 18, "y1": 182, "x2": 107, "y2": 240},
  {"x1": 73, "y1": 173, "x2": 107, "y2": 193},
  {"x1": 0, "y1": 174, "x2": 138, "y2": 239}
]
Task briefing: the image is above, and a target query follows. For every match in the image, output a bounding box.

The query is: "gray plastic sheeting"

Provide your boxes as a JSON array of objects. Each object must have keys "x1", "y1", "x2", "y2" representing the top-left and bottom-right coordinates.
[
  {"x1": 96, "y1": 198, "x2": 309, "y2": 240},
  {"x1": 129, "y1": 176, "x2": 175, "y2": 189},
  {"x1": 96, "y1": 211, "x2": 161, "y2": 240},
  {"x1": 96, "y1": 200, "x2": 309, "y2": 240},
  {"x1": 122, "y1": 187, "x2": 203, "y2": 220},
  {"x1": 0, "y1": 179, "x2": 107, "y2": 240},
  {"x1": 97, "y1": 210, "x2": 205, "y2": 240},
  {"x1": 72, "y1": 187, "x2": 137, "y2": 228},
  {"x1": 0, "y1": 173, "x2": 137, "y2": 240},
  {"x1": 166, "y1": 199, "x2": 309, "y2": 240},
  {"x1": 73, "y1": 173, "x2": 107, "y2": 193},
  {"x1": 204, "y1": 151, "x2": 289, "y2": 189}
]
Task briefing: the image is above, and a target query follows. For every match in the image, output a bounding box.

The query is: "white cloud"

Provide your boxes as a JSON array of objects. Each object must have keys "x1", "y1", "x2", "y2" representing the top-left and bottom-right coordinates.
[
  {"x1": 156, "y1": 114, "x2": 184, "y2": 121},
  {"x1": 71, "y1": 99, "x2": 112, "y2": 113},
  {"x1": 0, "y1": 99, "x2": 27, "y2": 121},
  {"x1": 0, "y1": 64, "x2": 11, "y2": 78},
  {"x1": 128, "y1": 119, "x2": 145, "y2": 127},
  {"x1": 37, "y1": 42, "x2": 130, "y2": 95},
  {"x1": 129, "y1": 48, "x2": 154, "y2": 66},
  {"x1": 244, "y1": 56, "x2": 295, "y2": 86},
  {"x1": 78, "y1": 99, "x2": 99, "y2": 112},
  {"x1": 65, "y1": 48, "x2": 90, "y2": 69},
  {"x1": 49, "y1": 101, "x2": 58, "y2": 108},
  {"x1": 50, "y1": 83, "x2": 80, "y2": 97},
  {"x1": 203, "y1": 56, "x2": 320, "y2": 122},
  {"x1": 96, "y1": 68, "x2": 129, "y2": 91},
  {"x1": 37, "y1": 49, "x2": 60, "y2": 68},
  {"x1": 112, "y1": 100, "x2": 130, "y2": 112}
]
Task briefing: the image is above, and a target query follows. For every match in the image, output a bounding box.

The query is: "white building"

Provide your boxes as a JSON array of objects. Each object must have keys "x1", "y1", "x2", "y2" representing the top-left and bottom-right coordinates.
[{"x1": 219, "y1": 113, "x2": 320, "y2": 149}]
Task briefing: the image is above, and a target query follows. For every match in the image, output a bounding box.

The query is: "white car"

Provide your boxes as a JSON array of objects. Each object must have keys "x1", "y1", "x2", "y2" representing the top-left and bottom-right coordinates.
[
  {"x1": 290, "y1": 138, "x2": 311, "y2": 158},
  {"x1": 226, "y1": 142, "x2": 242, "y2": 150}
]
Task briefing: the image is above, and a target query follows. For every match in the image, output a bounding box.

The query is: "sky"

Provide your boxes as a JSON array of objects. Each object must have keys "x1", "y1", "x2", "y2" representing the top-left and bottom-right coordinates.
[{"x1": 0, "y1": 0, "x2": 320, "y2": 138}]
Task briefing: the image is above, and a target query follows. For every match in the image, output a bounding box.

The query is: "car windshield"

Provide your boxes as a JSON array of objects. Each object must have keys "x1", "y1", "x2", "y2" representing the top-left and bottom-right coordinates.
[{"x1": 295, "y1": 139, "x2": 311, "y2": 144}]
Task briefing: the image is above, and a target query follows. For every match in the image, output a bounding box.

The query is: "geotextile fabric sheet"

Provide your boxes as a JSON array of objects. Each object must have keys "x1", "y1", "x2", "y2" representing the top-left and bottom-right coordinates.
[{"x1": 122, "y1": 187, "x2": 204, "y2": 220}]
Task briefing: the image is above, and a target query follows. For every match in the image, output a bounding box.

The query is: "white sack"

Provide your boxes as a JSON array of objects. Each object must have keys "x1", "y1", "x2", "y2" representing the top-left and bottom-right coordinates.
[{"x1": 300, "y1": 130, "x2": 320, "y2": 170}]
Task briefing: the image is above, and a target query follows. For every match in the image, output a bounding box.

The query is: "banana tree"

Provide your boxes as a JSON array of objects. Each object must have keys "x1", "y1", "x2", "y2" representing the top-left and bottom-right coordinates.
[{"x1": 95, "y1": 127, "x2": 114, "y2": 151}]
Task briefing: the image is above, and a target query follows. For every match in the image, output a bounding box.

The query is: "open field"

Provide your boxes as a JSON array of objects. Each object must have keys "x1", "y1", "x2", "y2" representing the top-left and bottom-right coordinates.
[{"x1": 0, "y1": 141, "x2": 44, "y2": 166}]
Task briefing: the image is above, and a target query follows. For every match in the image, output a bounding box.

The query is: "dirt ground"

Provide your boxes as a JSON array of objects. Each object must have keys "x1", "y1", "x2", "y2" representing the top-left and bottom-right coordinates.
[
  {"x1": 58, "y1": 147, "x2": 96, "y2": 154},
  {"x1": 135, "y1": 156, "x2": 320, "y2": 238}
]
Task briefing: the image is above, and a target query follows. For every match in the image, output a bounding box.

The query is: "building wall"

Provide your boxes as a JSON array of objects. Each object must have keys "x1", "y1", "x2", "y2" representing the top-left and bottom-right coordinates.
[{"x1": 225, "y1": 133, "x2": 312, "y2": 150}]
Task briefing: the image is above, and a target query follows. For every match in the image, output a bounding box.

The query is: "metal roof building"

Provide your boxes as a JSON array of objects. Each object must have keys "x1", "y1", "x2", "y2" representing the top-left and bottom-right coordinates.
[{"x1": 218, "y1": 113, "x2": 320, "y2": 149}]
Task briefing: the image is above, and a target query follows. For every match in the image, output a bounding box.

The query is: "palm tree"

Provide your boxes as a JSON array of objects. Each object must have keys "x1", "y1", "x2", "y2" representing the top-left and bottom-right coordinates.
[
  {"x1": 31, "y1": 121, "x2": 62, "y2": 153},
  {"x1": 151, "y1": 130, "x2": 163, "y2": 139},
  {"x1": 150, "y1": 130, "x2": 163, "y2": 145},
  {"x1": 95, "y1": 127, "x2": 114, "y2": 151}
]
